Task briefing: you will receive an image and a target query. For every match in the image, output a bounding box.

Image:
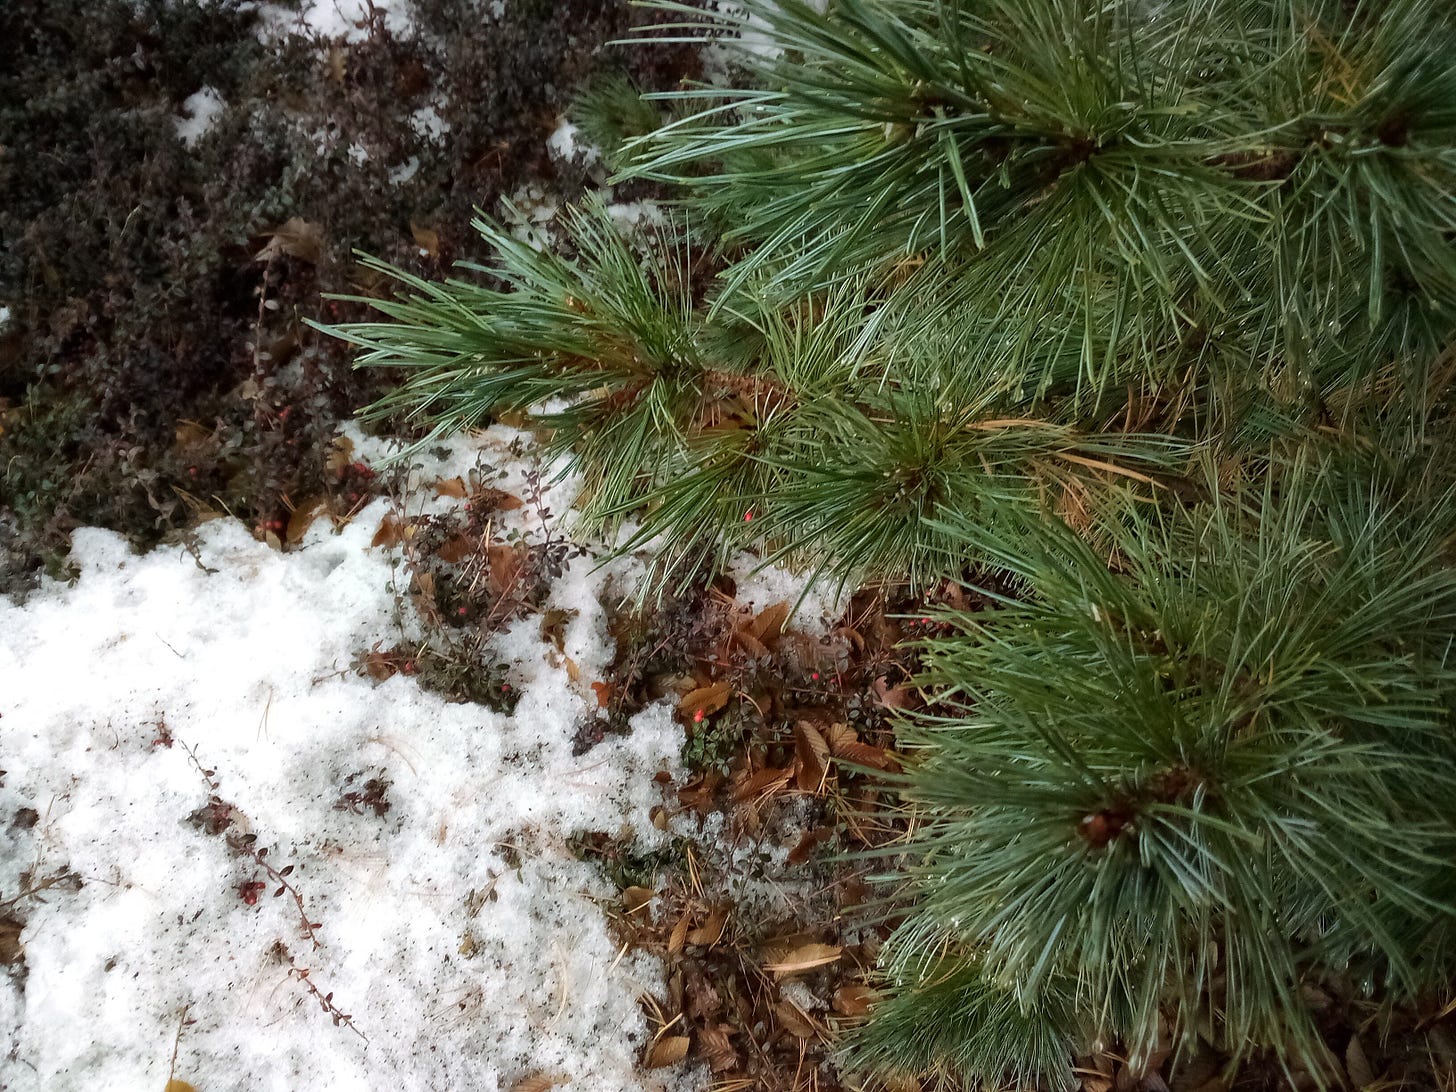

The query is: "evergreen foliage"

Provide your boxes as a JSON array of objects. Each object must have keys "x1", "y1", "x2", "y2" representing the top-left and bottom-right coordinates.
[{"x1": 327, "y1": 0, "x2": 1456, "y2": 1085}]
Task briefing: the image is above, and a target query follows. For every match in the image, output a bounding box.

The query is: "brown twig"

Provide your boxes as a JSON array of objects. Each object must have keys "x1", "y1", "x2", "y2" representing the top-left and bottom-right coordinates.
[
  {"x1": 180, "y1": 741, "x2": 323, "y2": 949},
  {"x1": 290, "y1": 961, "x2": 367, "y2": 1041}
]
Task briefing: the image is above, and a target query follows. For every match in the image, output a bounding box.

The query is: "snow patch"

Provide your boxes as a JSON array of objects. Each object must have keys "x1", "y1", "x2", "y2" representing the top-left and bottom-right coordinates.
[
  {"x1": 409, "y1": 104, "x2": 451, "y2": 142},
  {"x1": 547, "y1": 118, "x2": 600, "y2": 166},
  {"x1": 0, "y1": 429, "x2": 703, "y2": 1092},
  {"x1": 175, "y1": 86, "x2": 225, "y2": 147},
  {"x1": 256, "y1": 0, "x2": 415, "y2": 43},
  {"x1": 389, "y1": 156, "x2": 421, "y2": 185}
]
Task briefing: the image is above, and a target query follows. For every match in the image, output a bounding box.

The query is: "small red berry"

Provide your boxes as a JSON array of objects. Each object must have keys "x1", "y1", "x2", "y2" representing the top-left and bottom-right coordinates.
[
  {"x1": 693, "y1": 709, "x2": 705, "y2": 723},
  {"x1": 743, "y1": 510, "x2": 753, "y2": 522}
]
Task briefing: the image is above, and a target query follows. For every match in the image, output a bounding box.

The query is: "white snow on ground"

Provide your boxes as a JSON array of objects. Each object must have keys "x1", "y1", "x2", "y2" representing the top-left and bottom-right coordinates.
[
  {"x1": 175, "y1": 87, "x2": 225, "y2": 147},
  {"x1": 408, "y1": 104, "x2": 451, "y2": 143},
  {"x1": 546, "y1": 118, "x2": 599, "y2": 166},
  {"x1": 0, "y1": 307, "x2": 11, "y2": 328},
  {"x1": 255, "y1": 0, "x2": 414, "y2": 43},
  {"x1": 0, "y1": 428, "x2": 707, "y2": 1092}
]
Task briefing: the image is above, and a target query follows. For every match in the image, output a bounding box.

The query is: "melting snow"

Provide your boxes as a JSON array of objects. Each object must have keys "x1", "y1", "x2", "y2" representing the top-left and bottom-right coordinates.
[
  {"x1": 0, "y1": 427, "x2": 705, "y2": 1092},
  {"x1": 175, "y1": 87, "x2": 225, "y2": 147}
]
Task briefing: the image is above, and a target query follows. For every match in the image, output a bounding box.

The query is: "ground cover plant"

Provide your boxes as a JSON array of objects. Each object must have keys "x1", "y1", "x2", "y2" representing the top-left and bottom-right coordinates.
[{"x1": 334, "y1": 0, "x2": 1456, "y2": 1088}]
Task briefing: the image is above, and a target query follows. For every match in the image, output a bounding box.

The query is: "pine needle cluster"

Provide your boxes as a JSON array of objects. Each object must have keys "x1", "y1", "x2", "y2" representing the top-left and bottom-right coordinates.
[{"x1": 326, "y1": 0, "x2": 1456, "y2": 1085}]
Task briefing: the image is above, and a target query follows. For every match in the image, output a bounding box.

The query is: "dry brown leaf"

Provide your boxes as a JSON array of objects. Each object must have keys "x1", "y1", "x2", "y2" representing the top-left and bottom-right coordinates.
[
  {"x1": 539, "y1": 609, "x2": 573, "y2": 652},
  {"x1": 748, "y1": 600, "x2": 790, "y2": 644},
  {"x1": 734, "y1": 629, "x2": 770, "y2": 659},
  {"x1": 0, "y1": 917, "x2": 22, "y2": 966},
  {"x1": 786, "y1": 825, "x2": 833, "y2": 866},
  {"x1": 731, "y1": 765, "x2": 793, "y2": 804},
  {"x1": 370, "y1": 513, "x2": 402, "y2": 548},
  {"x1": 486, "y1": 542, "x2": 527, "y2": 596},
  {"x1": 667, "y1": 912, "x2": 691, "y2": 955},
  {"x1": 698, "y1": 1023, "x2": 738, "y2": 1073},
  {"x1": 621, "y1": 886, "x2": 655, "y2": 914},
  {"x1": 677, "y1": 679, "x2": 733, "y2": 719},
  {"x1": 286, "y1": 497, "x2": 327, "y2": 545},
  {"x1": 677, "y1": 771, "x2": 721, "y2": 815},
  {"x1": 411, "y1": 220, "x2": 441, "y2": 258},
  {"x1": 763, "y1": 942, "x2": 841, "y2": 976},
  {"x1": 435, "y1": 477, "x2": 468, "y2": 498},
  {"x1": 793, "y1": 720, "x2": 831, "y2": 793},
  {"x1": 358, "y1": 650, "x2": 399, "y2": 681},
  {"x1": 686, "y1": 903, "x2": 730, "y2": 947},
  {"x1": 590, "y1": 681, "x2": 613, "y2": 709},
  {"x1": 473, "y1": 487, "x2": 524, "y2": 511},
  {"x1": 437, "y1": 533, "x2": 478, "y2": 565},
  {"x1": 836, "y1": 740, "x2": 900, "y2": 772},
  {"x1": 164, "y1": 1082, "x2": 199, "y2": 1092},
  {"x1": 644, "y1": 1035, "x2": 691, "y2": 1069},
  {"x1": 824, "y1": 722, "x2": 858, "y2": 755},
  {"x1": 872, "y1": 675, "x2": 915, "y2": 710},
  {"x1": 173, "y1": 420, "x2": 212, "y2": 451},
  {"x1": 775, "y1": 998, "x2": 817, "y2": 1039},
  {"x1": 256, "y1": 217, "x2": 323, "y2": 264},
  {"x1": 832, "y1": 984, "x2": 876, "y2": 1017},
  {"x1": 326, "y1": 434, "x2": 356, "y2": 474},
  {"x1": 512, "y1": 1075, "x2": 564, "y2": 1092},
  {"x1": 1345, "y1": 1034, "x2": 1375, "y2": 1088}
]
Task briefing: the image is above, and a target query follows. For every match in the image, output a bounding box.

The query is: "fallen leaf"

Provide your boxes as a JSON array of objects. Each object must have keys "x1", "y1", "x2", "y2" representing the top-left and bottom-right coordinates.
[
  {"x1": 793, "y1": 720, "x2": 831, "y2": 793},
  {"x1": 435, "y1": 477, "x2": 468, "y2": 498},
  {"x1": 411, "y1": 220, "x2": 441, "y2": 258},
  {"x1": 667, "y1": 912, "x2": 691, "y2": 954},
  {"x1": 731, "y1": 765, "x2": 792, "y2": 804},
  {"x1": 747, "y1": 600, "x2": 790, "y2": 644},
  {"x1": 832, "y1": 984, "x2": 876, "y2": 1016},
  {"x1": 824, "y1": 722, "x2": 858, "y2": 755},
  {"x1": 256, "y1": 217, "x2": 323, "y2": 264},
  {"x1": 436, "y1": 533, "x2": 478, "y2": 565},
  {"x1": 372, "y1": 512, "x2": 406, "y2": 548},
  {"x1": 677, "y1": 679, "x2": 732, "y2": 719},
  {"x1": 472, "y1": 487, "x2": 524, "y2": 511},
  {"x1": 698, "y1": 1023, "x2": 738, "y2": 1073},
  {"x1": 1346, "y1": 1034, "x2": 1375, "y2": 1088},
  {"x1": 786, "y1": 826, "x2": 833, "y2": 866},
  {"x1": 326, "y1": 435, "x2": 356, "y2": 474},
  {"x1": 164, "y1": 1082, "x2": 198, "y2": 1092},
  {"x1": 0, "y1": 917, "x2": 22, "y2": 966},
  {"x1": 621, "y1": 886, "x2": 655, "y2": 914},
  {"x1": 644, "y1": 1035, "x2": 691, "y2": 1069},
  {"x1": 539, "y1": 609, "x2": 574, "y2": 652},
  {"x1": 286, "y1": 497, "x2": 327, "y2": 545},
  {"x1": 486, "y1": 542, "x2": 528, "y2": 597},
  {"x1": 775, "y1": 998, "x2": 817, "y2": 1039},
  {"x1": 872, "y1": 675, "x2": 915, "y2": 710},
  {"x1": 590, "y1": 681, "x2": 613, "y2": 709},
  {"x1": 512, "y1": 1075, "x2": 564, "y2": 1092},
  {"x1": 686, "y1": 904, "x2": 730, "y2": 947},
  {"x1": 763, "y1": 942, "x2": 841, "y2": 977},
  {"x1": 836, "y1": 740, "x2": 900, "y2": 772}
]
